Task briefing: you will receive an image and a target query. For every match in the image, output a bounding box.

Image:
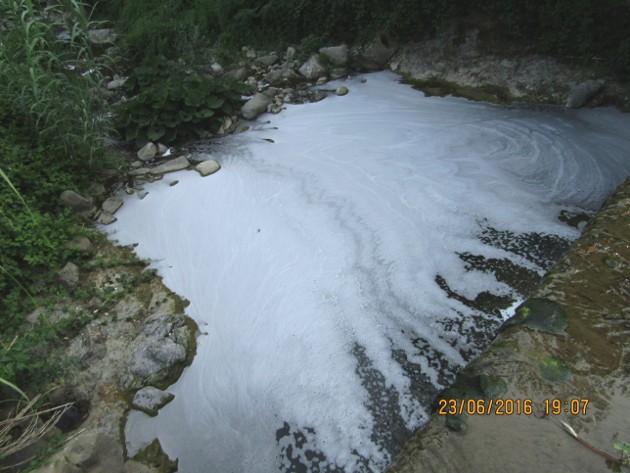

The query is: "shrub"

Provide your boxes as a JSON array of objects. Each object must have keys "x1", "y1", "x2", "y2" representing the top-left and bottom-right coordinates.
[{"x1": 113, "y1": 57, "x2": 245, "y2": 145}]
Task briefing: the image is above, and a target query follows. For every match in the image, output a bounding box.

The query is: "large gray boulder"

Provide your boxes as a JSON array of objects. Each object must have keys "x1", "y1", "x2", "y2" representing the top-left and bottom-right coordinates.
[
  {"x1": 299, "y1": 54, "x2": 327, "y2": 80},
  {"x1": 130, "y1": 313, "x2": 188, "y2": 380},
  {"x1": 137, "y1": 142, "x2": 157, "y2": 162},
  {"x1": 566, "y1": 79, "x2": 604, "y2": 108},
  {"x1": 241, "y1": 93, "x2": 273, "y2": 120},
  {"x1": 319, "y1": 45, "x2": 349, "y2": 67}
]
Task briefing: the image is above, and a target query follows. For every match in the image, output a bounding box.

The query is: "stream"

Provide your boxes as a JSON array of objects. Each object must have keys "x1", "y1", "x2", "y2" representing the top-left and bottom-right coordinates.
[{"x1": 106, "y1": 72, "x2": 630, "y2": 473}]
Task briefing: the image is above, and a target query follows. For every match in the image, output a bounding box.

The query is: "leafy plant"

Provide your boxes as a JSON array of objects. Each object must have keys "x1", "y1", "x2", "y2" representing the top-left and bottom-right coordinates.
[{"x1": 114, "y1": 57, "x2": 245, "y2": 145}]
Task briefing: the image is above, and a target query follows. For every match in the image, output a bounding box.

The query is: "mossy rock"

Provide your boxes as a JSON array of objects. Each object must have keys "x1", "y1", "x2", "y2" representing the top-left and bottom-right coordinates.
[
  {"x1": 538, "y1": 356, "x2": 571, "y2": 382},
  {"x1": 133, "y1": 438, "x2": 178, "y2": 473},
  {"x1": 479, "y1": 375, "x2": 507, "y2": 398},
  {"x1": 503, "y1": 298, "x2": 568, "y2": 334},
  {"x1": 445, "y1": 414, "x2": 468, "y2": 432}
]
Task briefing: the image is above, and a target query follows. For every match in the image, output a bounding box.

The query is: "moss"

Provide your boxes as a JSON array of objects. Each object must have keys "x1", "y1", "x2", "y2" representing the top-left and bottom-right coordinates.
[
  {"x1": 401, "y1": 74, "x2": 517, "y2": 105},
  {"x1": 503, "y1": 298, "x2": 568, "y2": 334},
  {"x1": 132, "y1": 438, "x2": 178, "y2": 473},
  {"x1": 538, "y1": 356, "x2": 571, "y2": 382}
]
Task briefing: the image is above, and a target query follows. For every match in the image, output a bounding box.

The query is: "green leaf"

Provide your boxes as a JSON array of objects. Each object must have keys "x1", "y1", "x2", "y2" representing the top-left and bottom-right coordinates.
[
  {"x1": 194, "y1": 109, "x2": 215, "y2": 119},
  {"x1": 147, "y1": 125, "x2": 165, "y2": 141}
]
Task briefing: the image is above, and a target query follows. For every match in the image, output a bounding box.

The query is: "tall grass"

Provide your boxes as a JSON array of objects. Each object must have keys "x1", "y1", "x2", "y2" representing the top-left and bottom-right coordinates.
[{"x1": 0, "y1": 0, "x2": 109, "y2": 165}]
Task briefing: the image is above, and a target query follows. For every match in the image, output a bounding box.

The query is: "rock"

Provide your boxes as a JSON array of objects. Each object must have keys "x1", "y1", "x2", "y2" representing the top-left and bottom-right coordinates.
[
  {"x1": 256, "y1": 53, "x2": 279, "y2": 67},
  {"x1": 132, "y1": 386, "x2": 175, "y2": 416},
  {"x1": 241, "y1": 93, "x2": 273, "y2": 120},
  {"x1": 60, "y1": 190, "x2": 96, "y2": 216},
  {"x1": 157, "y1": 143, "x2": 168, "y2": 155},
  {"x1": 330, "y1": 67, "x2": 348, "y2": 80},
  {"x1": 150, "y1": 156, "x2": 190, "y2": 175},
  {"x1": 88, "y1": 28, "x2": 117, "y2": 45},
  {"x1": 354, "y1": 37, "x2": 396, "y2": 70},
  {"x1": 95, "y1": 210, "x2": 117, "y2": 225},
  {"x1": 210, "y1": 62, "x2": 223, "y2": 75},
  {"x1": 566, "y1": 79, "x2": 604, "y2": 108},
  {"x1": 130, "y1": 313, "x2": 189, "y2": 380},
  {"x1": 217, "y1": 116, "x2": 233, "y2": 135},
  {"x1": 106, "y1": 77, "x2": 126, "y2": 90},
  {"x1": 226, "y1": 67, "x2": 249, "y2": 81},
  {"x1": 137, "y1": 142, "x2": 157, "y2": 162},
  {"x1": 335, "y1": 85, "x2": 349, "y2": 96},
  {"x1": 299, "y1": 54, "x2": 327, "y2": 80},
  {"x1": 319, "y1": 45, "x2": 348, "y2": 66},
  {"x1": 130, "y1": 337, "x2": 186, "y2": 379},
  {"x1": 285, "y1": 46, "x2": 296, "y2": 61},
  {"x1": 195, "y1": 160, "x2": 221, "y2": 177},
  {"x1": 101, "y1": 197, "x2": 123, "y2": 215},
  {"x1": 49, "y1": 431, "x2": 126, "y2": 472},
  {"x1": 65, "y1": 236, "x2": 93, "y2": 254},
  {"x1": 86, "y1": 183, "x2": 106, "y2": 197},
  {"x1": 58, "y1": 262, "x2": 79, "y2": 289},
  {"x1": 264, "y1": 69, "x2": 285, "y2": 86},
  {"x1": 316, "y1": 76, "x2": 328, "y2": 85},
  {"x1": 311, "y1": 91, "x2": 328, "y2": 103},
  {"x1": 128, "y1": 167, "x2": 151, "y2": 177}
]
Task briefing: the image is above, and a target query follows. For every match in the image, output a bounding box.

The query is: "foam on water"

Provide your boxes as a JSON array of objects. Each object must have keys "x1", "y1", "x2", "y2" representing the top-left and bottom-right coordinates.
[{"x1": 106, "y1": 72, "x2": 630, "y2": 472}]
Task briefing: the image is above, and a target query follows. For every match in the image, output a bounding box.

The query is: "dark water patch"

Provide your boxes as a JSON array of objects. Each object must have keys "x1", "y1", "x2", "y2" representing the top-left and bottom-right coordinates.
[
  {"x1": 478, "y1": 225, "x2": 571, "y2": 269},
  {"x1": 434, "y1": 274, "x2": 514, "y2": 316},
  {"x1": 458, "y1": 252, "x2": 542, "y2": 295},
  {"x1": 352, "y1": 344, "x2": 411, "y2": 462}
]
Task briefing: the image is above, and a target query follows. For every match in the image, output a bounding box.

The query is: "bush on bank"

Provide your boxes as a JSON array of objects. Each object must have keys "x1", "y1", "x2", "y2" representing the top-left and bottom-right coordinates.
[{"x1": 98, "y1": 0, "x2": 630, "y2": 82}]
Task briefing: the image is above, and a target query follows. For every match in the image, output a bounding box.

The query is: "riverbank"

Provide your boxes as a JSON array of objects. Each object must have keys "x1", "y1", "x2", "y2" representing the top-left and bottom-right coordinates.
[{"x1": 388, "y1": 177, "x2": 630, "y2": 472}]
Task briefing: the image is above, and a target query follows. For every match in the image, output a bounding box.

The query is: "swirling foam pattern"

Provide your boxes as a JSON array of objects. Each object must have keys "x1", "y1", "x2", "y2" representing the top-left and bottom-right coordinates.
[{"x1": 108, "y1": 72, "x2": 630, "y2": 473}]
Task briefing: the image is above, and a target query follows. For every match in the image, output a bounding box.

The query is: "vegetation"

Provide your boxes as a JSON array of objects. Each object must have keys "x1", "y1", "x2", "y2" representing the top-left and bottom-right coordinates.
[
  {"x1": 0, "y1": 0, "x2": 112, "y2": 396},
  {"x1": 113, "y1": 56, "x2": 245, "y2": 145},
  {"x1": 98, "y1": 0, "x2": 630, "y2": 82}
]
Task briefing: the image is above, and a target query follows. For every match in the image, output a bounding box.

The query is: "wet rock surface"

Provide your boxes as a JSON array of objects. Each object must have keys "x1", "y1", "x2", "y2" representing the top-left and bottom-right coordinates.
[
  {"x1": 28, "y1": 240, "x2": 197, "y2": 473},
  {"x1": 388, "y1": 178, "x2": 630, "y2": 473}
]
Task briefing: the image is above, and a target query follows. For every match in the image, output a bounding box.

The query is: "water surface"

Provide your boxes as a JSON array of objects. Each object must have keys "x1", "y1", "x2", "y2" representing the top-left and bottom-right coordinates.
[{"x1": 107, "y1": 72, "x2": 630, "y2": 472}]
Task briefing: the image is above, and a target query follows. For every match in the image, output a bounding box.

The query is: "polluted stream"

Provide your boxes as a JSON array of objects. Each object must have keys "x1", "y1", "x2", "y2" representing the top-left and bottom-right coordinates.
[{"x1": 105, "y1": 72, "x2": 630, "y2": 473}]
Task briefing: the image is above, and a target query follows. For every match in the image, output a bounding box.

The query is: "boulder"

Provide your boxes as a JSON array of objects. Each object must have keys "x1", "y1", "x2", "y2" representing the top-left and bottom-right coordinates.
[
  {"x1": 65, "y1": 236, "x2": 93, "y2": 254},
  {"x1": 335, "y1": 85, "x2": 349, "y2": 96},
  {"x1": 241, "y1": 93, "x2": 273, "y2": 120},
  {"x1": 58, "y1": 262, "x2": 80, "y2": 289},
  {"x1": 150, "y1": 156, "x2": 190, "y2": 175},
  {"x1": 137, "y1": 142, "x2": 157, "y2": 162},
  {"x1": 132, "y1": 386, "x2": 175, "y2": 416},
  {"x1": 130, "y1": 313, "x2": 188, "y2": 380},
  {"x1": 319, "y1": 45, "x2": 349, "y2": 67},
  {"x1": 88, "y1": 28, "x2": 117, "y2": 45},
  {"x1": 299, "y1": 54, "x2": 327, "y2": 80},
  {"x1": 354, "y1": 37, "x2": 396, "y2": 71},
  {"x1": 195, "y1": 160, "x2": 221, "y2": 177},
  {"x1": 256, "y1": 53, "x2": 279, "y2": 67},
  {"x1": 60, "y1": 190, "x2": 96, "y2": 216},
  {"x1": 101, "y1": 197, "x2": 123, "y2": 215},
  {"x1": 106, "y1": 76, "x2": 126, "y2": 90},
  {"x1": 95, "y1": 210, "x2": 117, "y2": 225},
  {"x1": 566, "y1": 80, "x2": 604, "y2": 108}
]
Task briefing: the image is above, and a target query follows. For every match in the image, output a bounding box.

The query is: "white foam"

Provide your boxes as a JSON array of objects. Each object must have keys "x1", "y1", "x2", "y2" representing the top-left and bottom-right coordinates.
[{"x1": 106, "y1": 72, "x2": 630, "y2": 472}]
